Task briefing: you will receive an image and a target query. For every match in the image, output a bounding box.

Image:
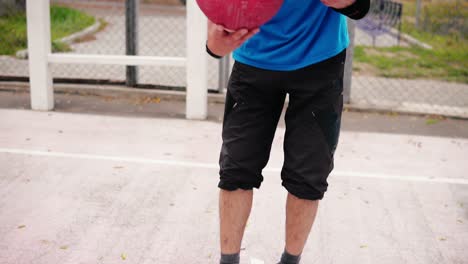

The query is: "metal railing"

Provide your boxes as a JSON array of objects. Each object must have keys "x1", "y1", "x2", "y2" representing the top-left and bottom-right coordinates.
[{"x1": 25, "y1": 0, "x2": 208, "y2": 119}]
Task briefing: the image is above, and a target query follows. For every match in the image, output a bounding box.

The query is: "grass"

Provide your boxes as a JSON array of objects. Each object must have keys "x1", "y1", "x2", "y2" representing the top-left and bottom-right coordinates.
[
  {"x1": 353, "y1": 45, "x2": 467, "y2": 83},
  {"x1": 401, "y1": 0, "x2": 466, "y2": 38},
  {"x1": 0, "y1": 5, "x2": 95, "y2": 56},
  {"x1": 353, "y1": 0, "x2": 467, "y2": 83}
]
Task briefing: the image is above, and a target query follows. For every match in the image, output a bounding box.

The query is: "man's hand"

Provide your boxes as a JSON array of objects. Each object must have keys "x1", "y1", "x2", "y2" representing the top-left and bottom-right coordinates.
[
  {"x1": 321, "y1": 0, "x2": 356, "y2": 9},
  {"x1": 207, "y1": 21, "x2": 260, "y2": 57}
]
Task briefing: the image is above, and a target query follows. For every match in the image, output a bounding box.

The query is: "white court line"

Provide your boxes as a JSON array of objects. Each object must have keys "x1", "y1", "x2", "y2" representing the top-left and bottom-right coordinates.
[
  {"x1": 1, "y1": 147, "x2": 468, "y2": 185},
  {"x1": 250, "y1": 258, "x2": 264, "y2": 264}
]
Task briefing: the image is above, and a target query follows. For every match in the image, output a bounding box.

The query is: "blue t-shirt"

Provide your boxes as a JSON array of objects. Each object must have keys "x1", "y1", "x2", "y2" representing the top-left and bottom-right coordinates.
[{"x1": 233, "y1": 0, "x2": 349, "y2": 71}]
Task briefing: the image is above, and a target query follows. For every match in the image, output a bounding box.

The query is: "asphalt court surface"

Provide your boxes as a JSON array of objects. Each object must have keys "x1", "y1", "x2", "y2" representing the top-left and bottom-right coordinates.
[{"x1": 0, "y1": 108, "x2": 467, "y2": 264}]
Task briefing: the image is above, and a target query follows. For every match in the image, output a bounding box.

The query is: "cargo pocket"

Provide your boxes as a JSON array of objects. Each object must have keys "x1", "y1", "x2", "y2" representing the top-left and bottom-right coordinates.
[{"x1": 312, "y1": 80, "x2": 344, "y2": 156}]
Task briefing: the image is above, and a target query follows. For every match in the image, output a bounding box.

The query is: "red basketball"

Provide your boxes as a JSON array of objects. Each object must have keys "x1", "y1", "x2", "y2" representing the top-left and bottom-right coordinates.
[{"x1": 196, "y1": 0, "x2": 284, "y2": 31}]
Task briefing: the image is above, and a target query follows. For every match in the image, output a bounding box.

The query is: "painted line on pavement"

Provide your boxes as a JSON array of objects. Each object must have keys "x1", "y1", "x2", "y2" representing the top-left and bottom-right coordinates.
[
  {"x1": 250, "y1": 258, "x2": 264, "y2": 264},
  {"x1": 1, "y1": 147, "x2": 468, "y2": 185}
]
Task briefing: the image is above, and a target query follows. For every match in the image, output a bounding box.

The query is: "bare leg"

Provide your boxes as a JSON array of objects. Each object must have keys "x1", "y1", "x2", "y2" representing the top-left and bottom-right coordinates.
[
  {"x1": 219, "y1": 189, "x2": 253, "y2": 254},
  {"x1": 284, "y1": 193, "x2": 319, "y2": 256}
]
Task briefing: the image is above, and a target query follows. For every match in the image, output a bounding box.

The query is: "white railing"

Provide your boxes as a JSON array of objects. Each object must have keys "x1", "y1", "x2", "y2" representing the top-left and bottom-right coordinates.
[{"x1": 26, "y1": 0, "x2": 208, "y2": 120}]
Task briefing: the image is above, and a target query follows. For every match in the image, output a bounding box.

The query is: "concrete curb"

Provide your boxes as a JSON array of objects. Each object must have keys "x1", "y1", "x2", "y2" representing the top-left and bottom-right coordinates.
[
  {"x1": 0, "y1": 81, "x2": 226, "y2": 104},
  {"x1": 16, "y1": 19, "x2": 102, "y2": 60},
  {"x1": 3, "y1": 81, "x2": 467, "y2": 120},
  {"x1": 388, "y1": 27, "x2": 433, "y2": 49},
  {"x1": 345, "y1": 104, "x2": 468, "y2": 119}
]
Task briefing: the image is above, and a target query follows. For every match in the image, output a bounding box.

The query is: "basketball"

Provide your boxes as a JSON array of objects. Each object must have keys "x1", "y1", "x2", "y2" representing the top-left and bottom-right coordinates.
[{"x1": 196, "y1": 0, "x2": 284, "y2": 31}]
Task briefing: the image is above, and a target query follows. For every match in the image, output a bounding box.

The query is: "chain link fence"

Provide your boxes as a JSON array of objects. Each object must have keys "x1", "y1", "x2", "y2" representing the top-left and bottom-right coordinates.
[
  {"x1": 0, "y1": 0, "x2": 221, "y2": 90},
  {"x1": 51, "y1": 0, "x2": 186, "y2": 89},
  {"x1": 349, "y1": 0, "x2": 467, "y2": 117},
  {"x1": 0, "y1": 0, "x2": 466, "y2": 117}
]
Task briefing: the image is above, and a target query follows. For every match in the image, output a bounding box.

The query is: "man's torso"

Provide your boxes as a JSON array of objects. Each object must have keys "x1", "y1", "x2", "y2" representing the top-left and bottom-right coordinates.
[{"x1": 233, "y1": 0, "x2": 349, "y2": 71}]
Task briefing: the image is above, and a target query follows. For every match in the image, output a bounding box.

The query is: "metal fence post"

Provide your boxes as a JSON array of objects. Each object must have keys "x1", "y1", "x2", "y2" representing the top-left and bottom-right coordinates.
[
  {"x1": 26, "y1": 0, "x2": 53, "y2": 111},
  {"x1": 126, "y1": 0, "x2": 139, "y2": 87},
  {"x1": 415, "y1": 0, "x2": 422, "y2": 29},
  {"x1": 186, "y1": 0, "x2": 208, "y2": 119},
  {"x1": 16, "y1": 0, "x2": 26, "y2": 10},
  {"x1": 218, "y1": 56, "x2": 230, "y2": 93},
  {"x1": 343, "y1": 18, "x2": 355, "y2": 104}
]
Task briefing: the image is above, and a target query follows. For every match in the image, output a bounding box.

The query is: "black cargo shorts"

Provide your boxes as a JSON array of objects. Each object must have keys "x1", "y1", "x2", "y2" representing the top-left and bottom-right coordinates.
[{"x1": 218, "y1": 49, "x2": 346, "y2": 200}]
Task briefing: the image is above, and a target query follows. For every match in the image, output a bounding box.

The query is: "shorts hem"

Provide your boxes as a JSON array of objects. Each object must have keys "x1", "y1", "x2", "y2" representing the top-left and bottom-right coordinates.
[
  {"x1": 282, "y1": 182, "x2": 326, "y2": 201},
  {"x1": 218, "y1": 181, "x2": 261, "y2": 191}
]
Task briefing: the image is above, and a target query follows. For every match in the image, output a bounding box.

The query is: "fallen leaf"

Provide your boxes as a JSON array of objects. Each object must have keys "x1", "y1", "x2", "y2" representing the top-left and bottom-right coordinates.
[
  {"x1": 60, "y1": 245, "x2": 68, "y2": 250},
  {"x1": 102, "y1": 96, "x2": 116, "y2": 102},
  {"x1": 439, "y1": 237, "x2": 447, "y2": 241},
  {"x1": 426, "y1": 119, "x2": 439, "y2": 125},
  {"x1": 150, "y1": 97, "x2": 161, "y2": 104},
  {"x1": 121, "y1": 253, "x2": 127, "y2": 260},
  {"x1": 17, "y1": 225, "x2": 26, "y2": 229},
  {"x1": 360, "y1": 245, "x2": 368, "y2": 248},
  {"x1": 135, "y1": 97, "x2": 161, "y2": 105}
]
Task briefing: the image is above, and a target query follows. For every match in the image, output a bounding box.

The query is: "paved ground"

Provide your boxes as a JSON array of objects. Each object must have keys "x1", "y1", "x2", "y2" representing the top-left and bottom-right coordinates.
[
  {"x1": 355, "y1": 25, "x2": 408, "y2": 47},
  {"x1": 0, "y1": 86, "x2": 468, "y2": 264},
  {"x1": 352, "y1": 76, "x2": 468, "y2": 118}
]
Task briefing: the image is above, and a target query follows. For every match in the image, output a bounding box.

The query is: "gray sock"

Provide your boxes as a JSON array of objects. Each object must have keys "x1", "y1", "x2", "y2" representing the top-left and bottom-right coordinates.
[
  {"x1": 278, "y1": 250, "x2": 301, "y2": 264},
  {"x1": 220, "y1": 252, "x2": 240, "y2": 264}
]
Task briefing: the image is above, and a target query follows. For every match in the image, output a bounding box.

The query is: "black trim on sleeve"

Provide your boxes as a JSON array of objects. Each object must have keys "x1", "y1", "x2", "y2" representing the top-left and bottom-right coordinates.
[
  {"x1": 206, "y1": 44, "x2": 223, "y2": 59},
  {"x1": 332, "y1": 0, "x2": 370, "y2": 20}
]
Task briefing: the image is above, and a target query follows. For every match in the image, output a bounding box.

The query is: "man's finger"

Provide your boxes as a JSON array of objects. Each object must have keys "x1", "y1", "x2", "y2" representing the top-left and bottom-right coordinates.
[
  {"x1": 240, "y1": 28, "x2": 260, "y2": 43},
  {"x1": 210, "y1": 24, "x2": 228, "y2": 38},
  {"x1": 231, "y1": 29, "x2": 249, "y2": 41},
  {"x1": 216, "y1": 24, "x2": 226, "y2": 32}
]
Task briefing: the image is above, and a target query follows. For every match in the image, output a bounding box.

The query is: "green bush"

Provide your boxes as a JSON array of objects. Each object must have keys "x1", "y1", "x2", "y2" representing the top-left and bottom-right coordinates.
[
  {"x1": 420, "y1": 1, "x2": 467, "y2": 38},
  {"x1": 0, "y1": 5, "x2": 95, "y2": 55},
  {"x1": 0, "y1": 12, "x2": 27, "y2": 55}
]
